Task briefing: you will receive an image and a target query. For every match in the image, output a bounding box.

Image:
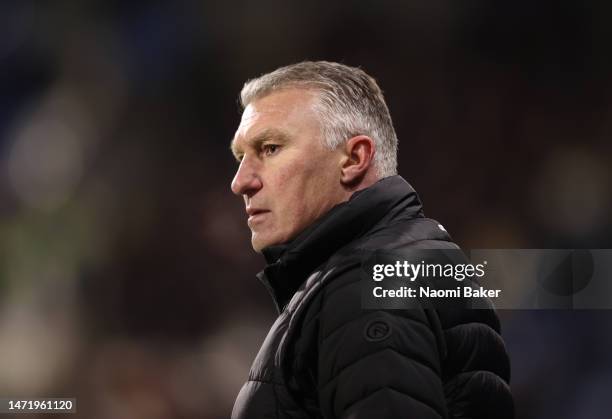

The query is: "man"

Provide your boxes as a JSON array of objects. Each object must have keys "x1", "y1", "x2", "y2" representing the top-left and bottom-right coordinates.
[{"x1": 230, "y1": 61, "x2": 513, "y2": 419}]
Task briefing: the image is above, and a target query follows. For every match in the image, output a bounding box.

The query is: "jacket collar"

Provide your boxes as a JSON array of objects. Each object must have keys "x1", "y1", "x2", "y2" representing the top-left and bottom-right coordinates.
[{"x1": 257, "y1": 175, "x2": 424, "y2": 312}]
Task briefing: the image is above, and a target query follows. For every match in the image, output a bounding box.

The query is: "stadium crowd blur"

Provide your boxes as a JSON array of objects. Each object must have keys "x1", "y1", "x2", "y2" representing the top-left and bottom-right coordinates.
[{"x1": 1, "y1": 1, "x2": 611, "y2": 418}]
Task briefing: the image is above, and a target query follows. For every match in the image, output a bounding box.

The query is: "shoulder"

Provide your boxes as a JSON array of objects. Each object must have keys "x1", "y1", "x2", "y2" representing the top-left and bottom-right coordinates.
[{"x1": 356, "y1": 216, "x2": 458, "y2": 252}]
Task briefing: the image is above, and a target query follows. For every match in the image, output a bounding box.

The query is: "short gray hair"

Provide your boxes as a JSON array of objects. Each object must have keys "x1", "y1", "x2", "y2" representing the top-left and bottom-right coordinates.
[{"x1": 239, "y1": 61, "x2": 398, "y2": 177}]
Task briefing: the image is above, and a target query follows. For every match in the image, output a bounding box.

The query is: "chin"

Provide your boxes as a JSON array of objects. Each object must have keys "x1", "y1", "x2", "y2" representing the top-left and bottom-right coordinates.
[
  {"x1": 251, "y1": 231, "x2": 288, "y2": 252},
  {"x1": 251, "y1": 234, "x2": 273, "y2": 253},
  {"x1": 251, "y1": 238, "x2": 265, "y2": 253}
]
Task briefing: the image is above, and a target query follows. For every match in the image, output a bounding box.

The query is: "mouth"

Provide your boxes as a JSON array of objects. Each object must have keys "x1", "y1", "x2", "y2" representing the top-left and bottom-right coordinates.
[{"x1": 247, "y1": 209, "x2": 270, "y2": 225}]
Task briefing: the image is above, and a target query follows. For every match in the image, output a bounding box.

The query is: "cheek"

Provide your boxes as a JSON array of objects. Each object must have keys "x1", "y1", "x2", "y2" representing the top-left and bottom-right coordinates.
[
  {"x1": 273, "y1": 169, "x2": 308, "y2": 220},
  {"x1": 269, "y1": 159, "x2": 308, "y2": 199},
  {"x1": 266, "y1": 154, "x2": 335, "y2": 235}
]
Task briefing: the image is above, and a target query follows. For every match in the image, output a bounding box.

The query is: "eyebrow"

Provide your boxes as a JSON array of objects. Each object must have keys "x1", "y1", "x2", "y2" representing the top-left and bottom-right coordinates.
[{"x1": 230, "y1": 128, "x2": 291, "y2": 159}]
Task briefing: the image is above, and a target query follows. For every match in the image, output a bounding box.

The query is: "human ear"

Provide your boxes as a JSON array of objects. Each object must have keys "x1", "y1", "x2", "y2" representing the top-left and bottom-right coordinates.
[{"x1": 340, "y1": 135, "x2": 375, "y2": 185}]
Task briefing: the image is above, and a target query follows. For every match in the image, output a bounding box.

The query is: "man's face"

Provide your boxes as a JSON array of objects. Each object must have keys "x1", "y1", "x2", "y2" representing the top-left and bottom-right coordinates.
[{"x1": 231, "y1": 88, "x2": 345, "y2": 252}]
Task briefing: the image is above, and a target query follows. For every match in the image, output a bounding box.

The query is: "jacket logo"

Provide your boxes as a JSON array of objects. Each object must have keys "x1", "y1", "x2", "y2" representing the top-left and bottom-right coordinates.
[{"x1": 364, "y1": 319, "x2": 392, "y2": 342}]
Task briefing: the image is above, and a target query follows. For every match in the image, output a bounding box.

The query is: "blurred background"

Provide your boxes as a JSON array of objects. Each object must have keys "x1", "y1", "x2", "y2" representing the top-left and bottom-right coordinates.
[{"x1": 1, "y1": 0, "x2": 611, "y2": 418}]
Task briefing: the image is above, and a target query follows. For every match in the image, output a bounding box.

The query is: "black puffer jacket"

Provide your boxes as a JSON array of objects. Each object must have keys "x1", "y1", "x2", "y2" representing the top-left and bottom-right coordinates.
[{"x1": 231, "y1": 176, "x2": 513, "y2": 419}]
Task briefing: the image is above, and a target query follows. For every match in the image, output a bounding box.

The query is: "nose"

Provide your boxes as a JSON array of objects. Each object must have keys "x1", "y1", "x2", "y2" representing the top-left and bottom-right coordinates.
[{"x1": 231, "y1": 156, "x2": 263, "y2": 197}]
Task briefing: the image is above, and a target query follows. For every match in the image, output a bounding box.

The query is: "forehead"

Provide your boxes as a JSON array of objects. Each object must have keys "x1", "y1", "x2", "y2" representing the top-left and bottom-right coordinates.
[{"x1": 231, "y1": 88, "x2": 319, "y2": 152}]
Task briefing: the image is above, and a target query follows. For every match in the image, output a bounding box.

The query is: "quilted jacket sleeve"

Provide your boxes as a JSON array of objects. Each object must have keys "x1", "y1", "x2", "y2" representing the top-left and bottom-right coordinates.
[{"x1": 314, "y1": 264, "x2": 513, "y2": 419}]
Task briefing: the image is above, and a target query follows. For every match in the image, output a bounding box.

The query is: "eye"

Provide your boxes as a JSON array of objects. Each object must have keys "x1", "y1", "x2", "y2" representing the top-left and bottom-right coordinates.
[{"x1": 262, "y1": 144, "x2": 280, "y2": 157}]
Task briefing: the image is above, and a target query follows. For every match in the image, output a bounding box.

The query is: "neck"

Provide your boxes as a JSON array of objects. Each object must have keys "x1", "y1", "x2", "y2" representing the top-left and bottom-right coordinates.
[{"x1": 342, "y1": 169, "x2": 383, "y2": 197}]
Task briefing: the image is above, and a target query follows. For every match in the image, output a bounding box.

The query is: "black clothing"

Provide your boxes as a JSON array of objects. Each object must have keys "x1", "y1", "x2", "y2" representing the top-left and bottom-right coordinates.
[{"x1": 231, "y1": 176, "x2": 513, "y2": 419}]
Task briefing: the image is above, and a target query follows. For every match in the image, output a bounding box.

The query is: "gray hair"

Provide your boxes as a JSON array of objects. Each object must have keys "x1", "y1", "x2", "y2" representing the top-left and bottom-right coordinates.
[{"x1": 239, "y1": 61, "x2": 398, "y2": 177}]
